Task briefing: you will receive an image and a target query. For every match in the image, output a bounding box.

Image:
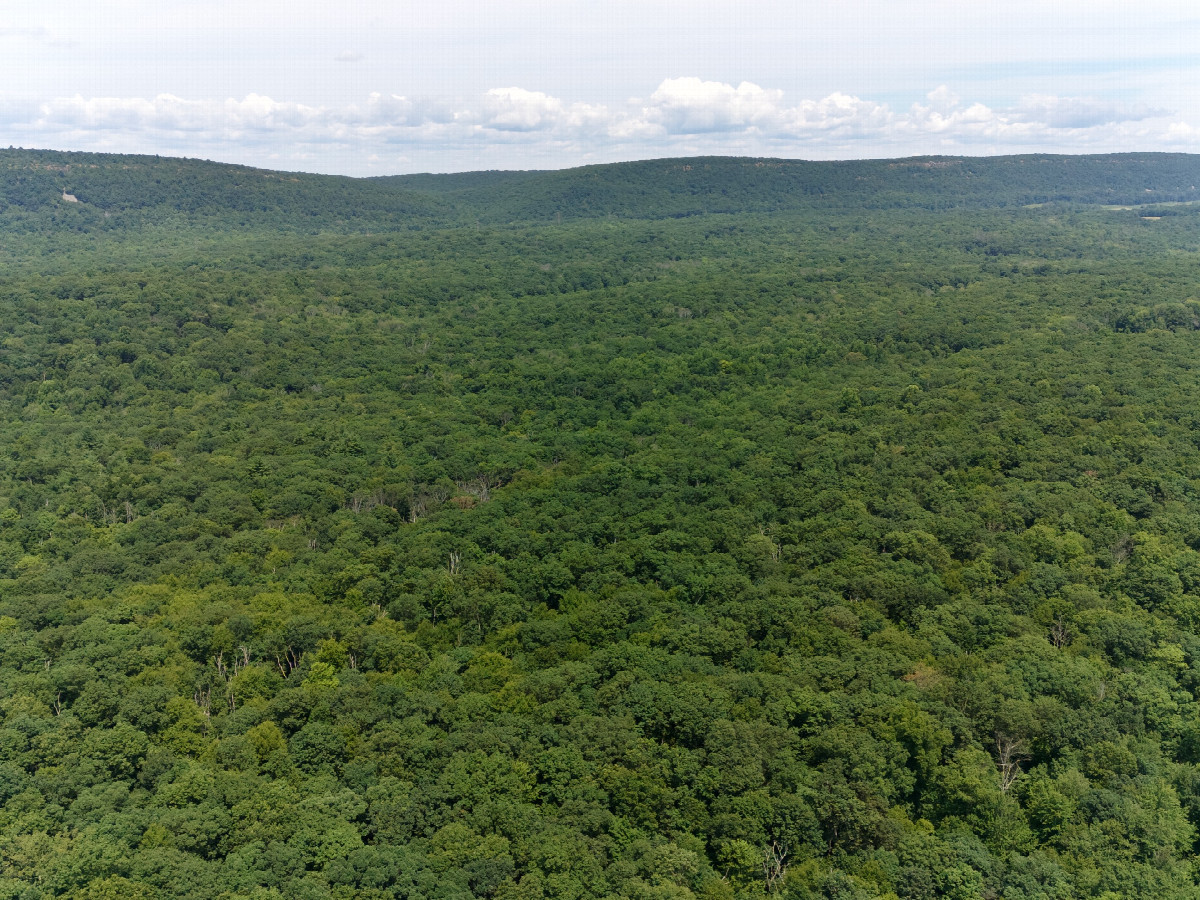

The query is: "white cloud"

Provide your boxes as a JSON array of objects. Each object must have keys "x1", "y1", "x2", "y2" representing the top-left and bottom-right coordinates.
[
  {"x1": 925, "y1": 86, "x2": 960, "y2": 112},
  {"x1": 646, "y1": 78, "x2": 784, "y2": 133},
  {"x1": 478, "y1": 88, "x2": 566, "y2": 132},
  {"x1": 4, "y1": 78, "x2": 1199, "y2": 174},
  {"x1": 26, "y1": 92, "x2": 463, "y2": 142},
  {"x1": 1014, "y1": 94, "x2": 1166, "y2": 128},
  {"x1": 634, "y1": 79, "x2": 894, "y2": 140},
  {"x1": 334, "y1": 51, "x2": 364, "y2": 63},
  {"x1": 777, "y1": 93, "x2": 894, "y2": 137},
  {"x1": 36, "y1": 93, "x2": 327, "y2": 135}
]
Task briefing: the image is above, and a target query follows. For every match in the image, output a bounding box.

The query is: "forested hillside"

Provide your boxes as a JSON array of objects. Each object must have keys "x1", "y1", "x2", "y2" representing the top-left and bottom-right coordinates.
[
  {"x1": 6, "y1": 149, "x2": 1200, "y2": 234},
  {"x1": 5, "y1": 151, "x2": 1200, "y2": 898},
  {"x1": 384, "y1": 152, "x2": 1200, "y2": 221}
]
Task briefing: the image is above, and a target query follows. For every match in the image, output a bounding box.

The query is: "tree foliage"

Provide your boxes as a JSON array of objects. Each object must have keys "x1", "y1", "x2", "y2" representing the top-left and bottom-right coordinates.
[{"x1": 2, "y1": 150, "x2": 1200, "y2": 897}]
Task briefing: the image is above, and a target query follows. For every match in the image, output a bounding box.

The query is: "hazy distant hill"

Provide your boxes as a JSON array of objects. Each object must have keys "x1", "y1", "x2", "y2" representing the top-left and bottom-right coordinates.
[
  {"x1": 0, "y1": 149, "x2": 451, "y2": 233},
  {"x1": 4, "y1": 149, "x2": 1200, "y2": 235},
  {"x1": 386, "y1": 152, "x2": 1200, "y2": 221}
]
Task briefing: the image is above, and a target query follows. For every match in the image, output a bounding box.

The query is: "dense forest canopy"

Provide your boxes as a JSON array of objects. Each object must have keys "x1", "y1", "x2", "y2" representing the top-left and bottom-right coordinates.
[
  {"x1": 5, "y1": 149, "x2": 1200, "y2": 233},
  {"x1": 4, "y1": 150, "x2": 1200, "y2": 898}
]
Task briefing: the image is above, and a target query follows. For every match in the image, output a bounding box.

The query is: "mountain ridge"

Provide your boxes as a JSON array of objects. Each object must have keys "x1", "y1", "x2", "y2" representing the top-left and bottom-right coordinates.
[{"x1": 4, "y1": 149, "x2": 1200, "y2": 234}]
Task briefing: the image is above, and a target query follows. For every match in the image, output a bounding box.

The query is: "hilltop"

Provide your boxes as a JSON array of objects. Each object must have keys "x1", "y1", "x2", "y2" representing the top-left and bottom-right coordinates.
[
  {"x1": 4, "y1": 148, "x2": 1200, "y2": 235},
  {"x1": 384, "y1": 152, "x2": 1200, "y2": 220}
]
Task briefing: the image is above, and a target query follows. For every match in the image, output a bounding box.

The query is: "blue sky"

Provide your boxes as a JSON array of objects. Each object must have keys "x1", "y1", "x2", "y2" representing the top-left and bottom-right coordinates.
[{"x1": 2, "y1": 1, "x2": 1199, "y2": 175}]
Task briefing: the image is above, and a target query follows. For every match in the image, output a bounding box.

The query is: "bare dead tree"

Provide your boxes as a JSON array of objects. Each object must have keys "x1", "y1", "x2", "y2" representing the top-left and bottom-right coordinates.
[
  {"x1": 409, "y1": 494, "x2": 429, "y2": 524},
  {"x1": 273, "y1": 645, "x2": 304, "y2": 678},
  {"x1": 1112, "y1": 534, "x2": 1134, "y2": 564},
  {"x1": 763, "y1": 841, "x2": 789, "y2": 892},
  {"x1": 996, "y1": 732, "x2": 1028, "y2": 792},
  {"x1": 475, "y1": 475, "x2": 493, "y2": 503},
  {"x1": 1049, "y1": 616, "x2": 1071, "y2": 649},
  {"x1": 194, "y1": 687, "x2": 212, "y2": 733},
  {"x1": 97, "y1": 499, "x2": 123, "y2": 526},
  {"x1": 457, "y1": 474, "x2": 498, "y2": 504},
  {"x1": 215, "y1": 648, "x2": 251, "y2": 685}
]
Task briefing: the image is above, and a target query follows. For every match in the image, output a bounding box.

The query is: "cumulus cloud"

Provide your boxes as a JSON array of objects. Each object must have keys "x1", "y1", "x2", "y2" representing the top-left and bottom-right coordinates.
[
  {"x1": 37, "y1": 93, "x2": 326, "y2": 135},
  {"x1": 647, "y1": 78, "x2": 784, "y2": 133},
  {"x1": 25, "y1": 92, "x2": 463, "y2": 141},
  {"x1": 1015, "y1": 94, "x2": 1167, "y2": 128},
  {"x1": 778, "y1": 93, "x2": 894, "y2": 137},
  {"x1": 478, "y1": 88, "x2": 566, "y2": 132},
  {"x1": 925, "y1": 86, "x2": 960, "y2": 113},
  {"x1": 3, "y1": 78, "x2": 1198, "y2": 173},
  {"x1": 899, "y1": 90, "x2": 1177, "y2": 149},
  {"x1": 637, "y1": 79, "x2": 893, "y2": 139},
  {"x1": 9, "y1": 79, "x2": 908, "y2": 149}
]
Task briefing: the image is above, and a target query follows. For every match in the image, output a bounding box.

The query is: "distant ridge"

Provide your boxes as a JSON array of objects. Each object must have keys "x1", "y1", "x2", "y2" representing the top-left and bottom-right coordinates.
[
  {"x1": 2, "y1": 149, "x2": 1200, "y2": 233},
  {"x1": 0, "y1": 149, "x2": 450, "y2": 233},
  {"x1": 381, "y1": 153, "x2": 1200, "y2": 222}
]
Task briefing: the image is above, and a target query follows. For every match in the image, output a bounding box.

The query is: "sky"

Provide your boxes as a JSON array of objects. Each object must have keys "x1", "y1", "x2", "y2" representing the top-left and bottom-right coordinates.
[{"x1": 3, "y1": 1, "x2": 1200, "y2": 176}]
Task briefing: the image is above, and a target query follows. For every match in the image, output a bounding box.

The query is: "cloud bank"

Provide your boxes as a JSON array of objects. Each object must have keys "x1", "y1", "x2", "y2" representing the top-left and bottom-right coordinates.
[{"x1": 0, "y1": 78, "x2": 1192, "y2": 174}]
